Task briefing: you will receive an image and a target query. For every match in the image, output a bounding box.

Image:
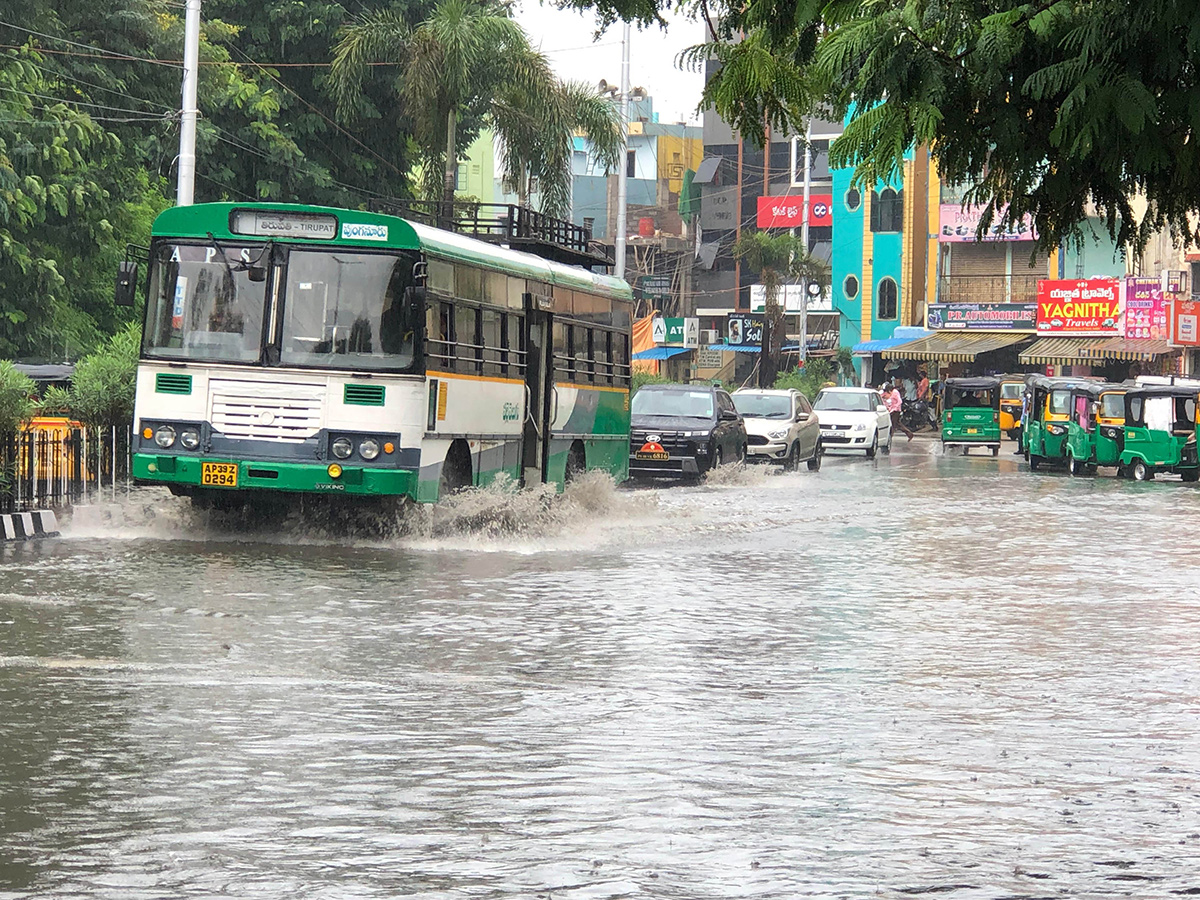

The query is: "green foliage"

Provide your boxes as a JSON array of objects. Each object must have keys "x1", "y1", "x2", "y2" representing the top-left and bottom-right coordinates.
[
  {"x1": 0, "y1": 361, "x2": 34, "y2": 437},
  {"x1": 774, "y1": 358, "x2": 834, "y2": 402},
  {"x1": 36, "y1": 385, "x2": 73, "y2": 416},
  {"x1": 332, "y1": 0, "x2": 620, "y2": 217},
  {"x1": 572, "y1": 0, "x2": 1200, "y2": 253},
  {"x1": 631, "y1": 370, "x2": 674, "y2": 394},
  {"x1": 69, "y1": 322, "x2": 139, "y2": 429}
]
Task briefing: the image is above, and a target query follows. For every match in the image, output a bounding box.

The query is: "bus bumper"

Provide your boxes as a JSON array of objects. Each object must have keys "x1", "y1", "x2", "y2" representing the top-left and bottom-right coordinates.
[{"x1": 132, "y1": 453, "x2": 417, "y2": 498}]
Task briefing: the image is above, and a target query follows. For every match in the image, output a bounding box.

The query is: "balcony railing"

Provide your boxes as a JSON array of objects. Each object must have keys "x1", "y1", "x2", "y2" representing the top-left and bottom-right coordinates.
[{"x1": 938, "y1": 274, "x2": 1042, "y2": 304}]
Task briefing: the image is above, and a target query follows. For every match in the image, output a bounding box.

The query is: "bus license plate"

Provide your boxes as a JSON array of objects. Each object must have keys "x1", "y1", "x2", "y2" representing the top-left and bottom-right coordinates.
[
  {"x1": 201, "y1": 462, "x2": 238, "y2": 487},
  {"x1": 967, "y1": 428, "x2": 978, "y2": 434}
]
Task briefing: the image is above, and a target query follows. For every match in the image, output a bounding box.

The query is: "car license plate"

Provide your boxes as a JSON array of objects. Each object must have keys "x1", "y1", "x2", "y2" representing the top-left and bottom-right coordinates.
[
  {"x1": 201, "y1": 462, "x2": 238, "y2": 487},
  {"x1": 635, "y1": 441, "x2": 669, "y2": 461},
  {"x1": 967, "y1": 427, "x2": 978, "y2": 434}
]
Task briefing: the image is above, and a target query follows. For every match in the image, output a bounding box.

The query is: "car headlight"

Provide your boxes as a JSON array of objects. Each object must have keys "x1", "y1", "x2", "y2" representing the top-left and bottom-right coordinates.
[
  {"x1": 154, "y1": 425, "x2": 176, "y2": 448},
  {"x1": 768, "y1": 429, "x2": 789, "y2": 439},
  {"x1": 358, "y1": 439, "x2": 380, "y2": 460},
  {"x1": 179, "y1": 428, "x2": 200, "y2": 450},
  {"x1": 852, "y1": 422, "x2": 868, "y2": 432},
  {"x1": 331, "y1": 437, "x2": 354, "y2": 459}
]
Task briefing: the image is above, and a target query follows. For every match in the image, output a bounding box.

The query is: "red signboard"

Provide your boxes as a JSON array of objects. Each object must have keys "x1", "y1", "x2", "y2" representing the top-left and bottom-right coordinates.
[
  {"x1": 756, "y1": 194, "x2": 833, "y2": 229},
  {"x1": 1170, "y1": 298, "x2": 1200, "y2": 347},
  {"x1": 1036, "y1": 278, "x2": 1122, "y2": 334}
]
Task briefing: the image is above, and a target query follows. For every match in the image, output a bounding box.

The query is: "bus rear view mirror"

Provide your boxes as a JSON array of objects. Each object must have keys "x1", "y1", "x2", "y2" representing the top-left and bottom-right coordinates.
[{"x1": 115, "y1": 260, "x2": 138, "y2": 307}]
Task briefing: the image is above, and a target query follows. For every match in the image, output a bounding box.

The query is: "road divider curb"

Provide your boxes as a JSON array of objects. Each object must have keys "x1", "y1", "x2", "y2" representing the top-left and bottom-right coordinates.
[{"x1": 1, "y1": 511, "x2": 59, "y2": 542}]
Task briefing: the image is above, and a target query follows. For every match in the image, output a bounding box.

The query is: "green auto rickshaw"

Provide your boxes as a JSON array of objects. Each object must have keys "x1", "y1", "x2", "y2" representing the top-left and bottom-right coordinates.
[
  {"x1": 1118, "y1": 385, "x2": 1200, "y2": 482},
  {"x1": 1065, "y1": 382, "x2": 1127, "y2": 476},
  {"x1": 942, "y1": 376, "x2": 1001, "y2": 456},
  {"x1": 1025, "y1": 376, "x2": 1095, "y2": 471}
]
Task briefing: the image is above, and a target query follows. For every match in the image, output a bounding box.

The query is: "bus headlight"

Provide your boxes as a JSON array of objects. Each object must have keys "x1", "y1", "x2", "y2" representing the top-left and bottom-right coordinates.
[
  {"x1": 358, "y1": 439, "x2": 380, "y2": 460},
  {"x1": 154, "y1": 425, "x2": 176, "y2": 448},
  {"x1": 179, "y1": 428, "x2": 200, "y2": 450},
  {"x1": 331, "y1": 437, "x2": 354, "y2": 459}
]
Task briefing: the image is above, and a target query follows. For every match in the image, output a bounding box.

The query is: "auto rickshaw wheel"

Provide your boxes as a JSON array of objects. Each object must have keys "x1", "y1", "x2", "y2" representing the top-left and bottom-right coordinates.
[
  {"x1": 991, "y1": 445, "x2": 999, "y2": 458},
  {"x1": 1132, "y1": 460, "x2": 1152, "y2": 481},
  {"x1": 1182, "y1": 468, "x2": 1200, "y2": 483},
  {"x1": 1068, "y1": 457, "x2": 1078, "y2": 476},
  {"x1": 1029, "y1": 454, "x2": 1041, "y2": 471}
]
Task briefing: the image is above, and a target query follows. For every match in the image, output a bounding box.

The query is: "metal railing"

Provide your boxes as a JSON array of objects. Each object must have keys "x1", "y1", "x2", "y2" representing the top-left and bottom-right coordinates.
[
  {"x1": 938, "y1": 274, "x2": 1042, "y2": 304},
  {"x1": 0, "y1": 425, "x2": 132, "y2": 512},
  {"x1": 368, "y1": 199, "x2": 609, "y2": 264}
]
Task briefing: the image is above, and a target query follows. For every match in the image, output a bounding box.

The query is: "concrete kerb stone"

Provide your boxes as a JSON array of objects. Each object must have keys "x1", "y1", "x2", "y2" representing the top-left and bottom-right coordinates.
[{"x1": 1, "y1": 510, "x2": 59, "y2": 541}]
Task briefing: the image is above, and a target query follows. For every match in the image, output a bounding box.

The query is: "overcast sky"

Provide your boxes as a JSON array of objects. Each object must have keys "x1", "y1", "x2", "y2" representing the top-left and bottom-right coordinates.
[{"x1": 513, "y1": 2, "x2": 706, "y2": 125}]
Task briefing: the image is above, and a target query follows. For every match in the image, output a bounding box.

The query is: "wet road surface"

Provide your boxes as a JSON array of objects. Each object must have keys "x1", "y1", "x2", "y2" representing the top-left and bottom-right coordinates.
[{"x1": 5, "y1": 439, "x2": 1200, "y2": 898}]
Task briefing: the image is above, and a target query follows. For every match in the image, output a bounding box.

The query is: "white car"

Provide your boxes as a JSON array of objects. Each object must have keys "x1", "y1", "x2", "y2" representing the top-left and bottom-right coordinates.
[
  {"x1": 812, "y1": 387, "x2": 893, "y2": 457},
  {"x1": 733, "y1": 388, "x2": 822, "y2": 471}
]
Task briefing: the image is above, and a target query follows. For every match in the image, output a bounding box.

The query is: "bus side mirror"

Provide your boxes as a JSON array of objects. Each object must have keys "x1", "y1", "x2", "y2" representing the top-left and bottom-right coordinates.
[{"x1": 115, "y1": 260, "x2": 138, "y2": 307}]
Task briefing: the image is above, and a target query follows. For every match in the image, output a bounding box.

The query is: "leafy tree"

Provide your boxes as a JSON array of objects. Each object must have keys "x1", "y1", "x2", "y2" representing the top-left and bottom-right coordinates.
[
  {"x1": 0, "y1": 361, "x2": 34, "y2": 437},
  {"x1": 69, "y1": 322, "x2": 139, "y2": 429},
  {"x1": 572, "y1": 0, "x2": 1200, "y2": 253},
  {"x1": 774, "y1": 357, "x2": 834, "y2": 402},
  {"x1": 732, "y1": 230, "x2": 827, "y2": 388},
  {"x1": 332, "y1": 0, "x2": 621, "y2": 217}
]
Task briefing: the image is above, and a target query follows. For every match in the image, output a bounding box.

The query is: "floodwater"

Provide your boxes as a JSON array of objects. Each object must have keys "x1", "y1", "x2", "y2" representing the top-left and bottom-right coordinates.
[{"x1": 5, "y1": 439, "x2": 1200, "y2": 899}]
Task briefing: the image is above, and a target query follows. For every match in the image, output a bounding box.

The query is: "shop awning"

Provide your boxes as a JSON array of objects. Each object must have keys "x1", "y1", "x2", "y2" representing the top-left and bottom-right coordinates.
[
  {"x1": 1018, "y1": 336, "x2": 1104, "y2": 364},
  {"x1": 631, "y1": 346, "x2": 692, "y2": 361},
  {"x1": 851, "y1": 326, "x2": 932, "y2": 356},
  {"x1": 1083, "y1": 337, "x2": 1176, "y2": 361},
  {"x1": 881, "y1": 331, "x2": 1030, "y2": 362}
]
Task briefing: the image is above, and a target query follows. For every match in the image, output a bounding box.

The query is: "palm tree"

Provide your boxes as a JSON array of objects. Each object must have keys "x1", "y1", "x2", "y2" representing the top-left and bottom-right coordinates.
[
  {"x1": 331, "y1": 0, "x2": 620, "y2": 220},
  {"x1": 732, "y1": 231, "x2": 828, "y2": 388}
]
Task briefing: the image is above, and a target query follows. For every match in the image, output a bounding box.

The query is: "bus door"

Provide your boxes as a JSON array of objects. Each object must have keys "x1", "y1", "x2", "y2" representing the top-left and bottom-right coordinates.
[{"x1": 522, "y1": 292, "x2": 554, "y2": 486}]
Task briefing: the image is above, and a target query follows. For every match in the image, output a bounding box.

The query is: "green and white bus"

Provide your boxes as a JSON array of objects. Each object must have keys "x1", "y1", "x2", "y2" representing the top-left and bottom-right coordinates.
[{"x1": 128, "y1": 202, "x2": 633, "y2": 506}]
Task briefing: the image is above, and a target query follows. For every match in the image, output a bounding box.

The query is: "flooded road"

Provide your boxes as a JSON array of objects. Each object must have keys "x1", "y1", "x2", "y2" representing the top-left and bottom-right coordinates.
[{"x1": 5, "y1": 439, "x2": 1200, "y2": 898}]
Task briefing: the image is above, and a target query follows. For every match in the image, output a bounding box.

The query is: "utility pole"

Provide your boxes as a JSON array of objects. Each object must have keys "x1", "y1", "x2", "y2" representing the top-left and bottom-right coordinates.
[
  {"x1": 613, "y1": 23, "x2": 631, "y2": 282},
  {"x1": 799, "y1": 121, "x2": 812, "y2": 362},
  {"x1": 176, "y1": 0, "x2": 202, "y2": 206}
]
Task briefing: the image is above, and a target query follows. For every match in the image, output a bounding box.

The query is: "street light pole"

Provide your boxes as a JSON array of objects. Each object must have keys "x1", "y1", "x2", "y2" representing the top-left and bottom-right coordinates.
[
  {"x1": 176, "y1": 0, "x2": 202, "y2": 206},
  {"x1": 614, "y1": 23, "x2": 631, "y2": 282},
  {"x1": 799, "y1": 121, "x2": 812, "y2": 362}
]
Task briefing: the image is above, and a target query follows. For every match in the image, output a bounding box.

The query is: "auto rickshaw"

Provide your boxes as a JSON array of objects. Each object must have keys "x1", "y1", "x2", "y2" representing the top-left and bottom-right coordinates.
[
  {"x1": 1025, "y1": 376, "x2": 1100, "y2": 470},
  {"x1": 941, "y1": 376, "x2": 1001, "y2": 456},
  {"x1": 1065, "y1": 383, "x2": 1127, "y2": 476},
  {"x1": 998, "y1": 375, "x2": 1026, "y2": 440},
  {"x1": 1118, "y1": 385, "x2": 1200, "y2": 481}
]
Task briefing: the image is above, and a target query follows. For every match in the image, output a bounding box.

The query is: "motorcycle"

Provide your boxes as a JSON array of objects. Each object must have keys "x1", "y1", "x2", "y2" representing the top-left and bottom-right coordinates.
[{"x1": 901, "y1": 398, "x2": 938, "y2": 433}]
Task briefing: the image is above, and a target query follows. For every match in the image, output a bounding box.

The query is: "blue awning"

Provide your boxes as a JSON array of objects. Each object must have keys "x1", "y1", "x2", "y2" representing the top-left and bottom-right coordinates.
[
  {"x1": 852, "y1": 327, "x2": 932, "y2": 355},
  {"x1": 706, "y1": 343, "x2": 805, "y2": 354},
  {"x1": 632, "y1": 346, "x2": 692, "y2": 361}
]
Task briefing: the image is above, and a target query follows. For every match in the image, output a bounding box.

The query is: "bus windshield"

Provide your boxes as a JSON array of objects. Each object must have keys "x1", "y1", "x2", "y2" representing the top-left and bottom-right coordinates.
[
  {"x1": 144, "y1": 242, "x2": 267, "y2": 363},
  {"x1": 280, "y1": 250, "x2": 418, "y2": 370}
]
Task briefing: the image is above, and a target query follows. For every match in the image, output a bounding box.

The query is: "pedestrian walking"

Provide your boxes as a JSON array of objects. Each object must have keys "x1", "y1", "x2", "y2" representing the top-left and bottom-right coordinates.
[{"x1": 883, "y1": 382, "x2": 914, "y2": 441}]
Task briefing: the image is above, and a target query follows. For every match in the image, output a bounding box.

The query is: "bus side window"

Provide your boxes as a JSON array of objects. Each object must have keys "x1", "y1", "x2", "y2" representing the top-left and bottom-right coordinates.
[
  {"x1": 584, "y1": 329, "x2": 595, "y2": 383},
  {"x1": 481, "y1": 308, "x2": 502, "y2": 376},
  {"x1": 427, "y1": 301, "x2": 453, "y2": 368},
  {"x1": 456, "y1": 305, "x2": 480, "y2": 373},
  {"x1": 600, "y1": 331, "x2": 613, "y2": 384},
  {"x1": 613, "y1": 332, "x2": 630, "y2": 385},
  {"x1": 509, "y1": 314, "x2": 525, "y2": 375},
  {"x1": 553, "y1": 321, "x2": 569, "y2": 379},
  {"x1": 566, "y1": 325, "x2": 576, "y2": 380}
]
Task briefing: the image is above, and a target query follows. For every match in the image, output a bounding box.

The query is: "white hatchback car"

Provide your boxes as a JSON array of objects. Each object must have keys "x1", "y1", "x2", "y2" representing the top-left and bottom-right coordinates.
[
  {"x1": 813, "y1": 387, "x2": 893, "y2": 457},
  {"x1": 733, "y1": 388, "x2": 822, "y2": 470}
]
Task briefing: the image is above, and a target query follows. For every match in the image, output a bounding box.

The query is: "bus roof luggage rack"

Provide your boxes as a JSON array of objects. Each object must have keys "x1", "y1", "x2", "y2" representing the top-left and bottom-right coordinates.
[{"x1": 368, "y1": 199, "x2": 612, "y2": 270}]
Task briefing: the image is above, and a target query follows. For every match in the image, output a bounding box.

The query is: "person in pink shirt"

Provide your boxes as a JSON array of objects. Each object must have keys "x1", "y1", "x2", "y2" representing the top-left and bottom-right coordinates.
[{"x1": 882, "y1": 382, "x2": 914, "y2": 441}]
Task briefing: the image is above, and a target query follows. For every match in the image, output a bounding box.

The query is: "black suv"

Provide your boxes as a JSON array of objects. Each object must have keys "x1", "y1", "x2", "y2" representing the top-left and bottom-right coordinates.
[{"x1": 628, "y1": 383, "x2": 748, "y2": 479}]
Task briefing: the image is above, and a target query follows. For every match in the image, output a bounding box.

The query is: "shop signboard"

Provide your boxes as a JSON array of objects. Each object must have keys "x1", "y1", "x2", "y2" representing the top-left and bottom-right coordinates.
[
  {"x1": 926, "y1": 301, "x2": 1037, "y2": 331},
  {"x1": 652, "y1": 317, "x2": 699, "y2": 347},
  {"x1": 727, "y1": 314, "x2": 764, "y2": 347},
  {"x1": 697, "y1": 348, "x2": 725, "y2": 368},
  {"x1": 1123, "y1": 277, "x2": 1168, "y2": 340},
  {"x1": 756, "y1": 194, "x2": 833, "y2": 228},
  {"x1": 1169, "y1": 298, "x2": 1200, "y2": 347},
  {"x1": 636, "y1": 274, "x2": 672, "y2": 301},
  {"x1": 1035, "y1": 279, "x2": 1122, "y2": 334},
  {"x1": 749, "y1": 283, "x2": 832, "y2": 313},
  {"x1": 938, "y1": 204, "x2": 1036, "y2": 242}
]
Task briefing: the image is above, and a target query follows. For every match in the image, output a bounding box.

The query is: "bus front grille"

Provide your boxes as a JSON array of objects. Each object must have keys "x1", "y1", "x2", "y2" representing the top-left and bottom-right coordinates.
[{"x1": 210, "y1": 380, "x2": 324, "y2": 442}]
